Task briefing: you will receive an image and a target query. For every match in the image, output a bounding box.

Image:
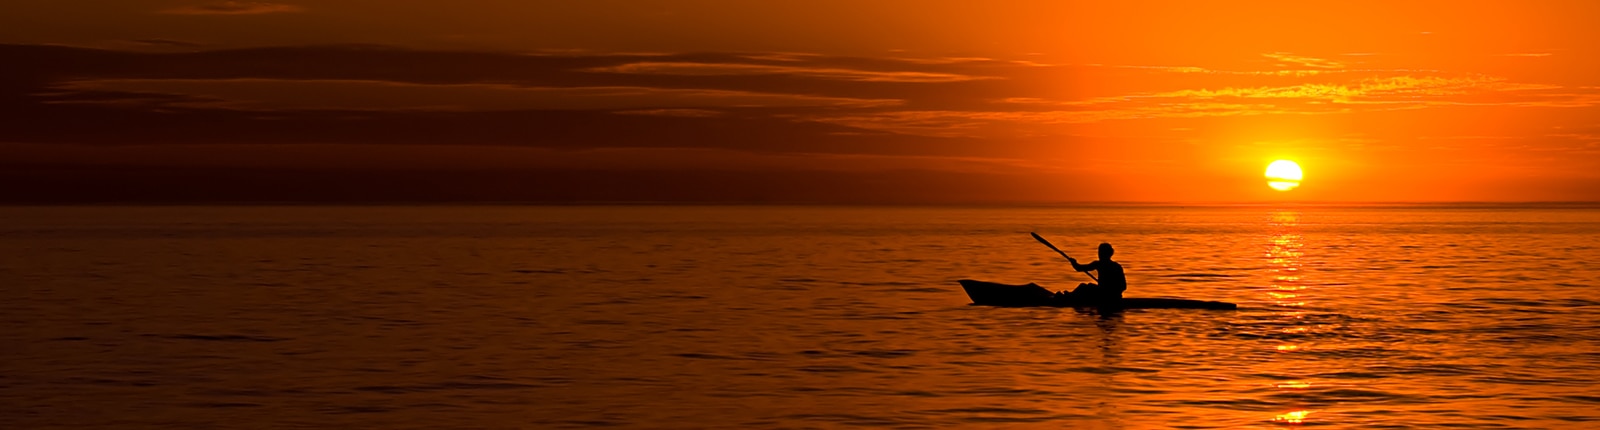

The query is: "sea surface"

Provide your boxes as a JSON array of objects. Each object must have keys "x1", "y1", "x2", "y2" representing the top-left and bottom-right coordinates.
[{"x1": 3, "y1": 205, "x2": 1600, "y2": 429}]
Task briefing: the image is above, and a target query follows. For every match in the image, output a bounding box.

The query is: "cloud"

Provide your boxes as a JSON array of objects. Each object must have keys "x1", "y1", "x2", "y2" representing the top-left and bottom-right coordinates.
[
  {"x1": 808, "y1": 103, "x2": 1294, "y2": 137},
  {"x1": 160, "y1": 1, "x2": 304, "y2": 15},
  {"x1": 1027, "y1": 74, "x2": 1577, "y2": 110},
  {"x1": 9, "y1": 43, "x2": 1600, "y2": 149},
  {"x1": 737, "y1": 52, "x2": 822, "y2": 62},
  {"x1": 888, "y1": 56, "x2": 1000, "y2": 65},
  {"x1": 1146, "y1": 75, "x2": 1511, "y2": 102},
  {"x1": 1262, "y1": 52, "x2": 1346, "y2": 69},
  {"x1": 1108, "y1": 64, "x2": 1329, "y2": 77},
  {"x1": 614, "y1": 108, "x2": 725, "y2": 118},
  {"x1": 589, "y1": 61, "x2": 994, "y2": 83},
  {"x1": 126, "y1": 39, "x2": 204, "y2": 48},
  {"x1": 810, "y1": 73, "x2": 1600, "y2": 137},
  {"x1": 51, "y1": 79, "x2": 902, "y2": 111},
  {"x1": 0, "y1": 142, "x2": 1038, "y2": 173}
]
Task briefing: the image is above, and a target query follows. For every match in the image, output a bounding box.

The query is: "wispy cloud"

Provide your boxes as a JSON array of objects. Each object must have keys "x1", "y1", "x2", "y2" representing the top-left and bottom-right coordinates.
[
  {"x1": 888, "y1": 56, "x2": 998, "y2": 65},
  {"x1": 126, "y1": 39, "x2": 204, "y2": 48},
  {"x1": 0, "y1": 142, "x2": 1038, "y2": 173},
  {"x1": 737, "y1": 52, "x2": 822, "y2": 62},
  {"x1": 809, "y1": 103, "x2": 1296, "y2": 137},
  {"x1": 1263, "y1": 52, "x2": 1345, "y2": 69},
  {"x1": 818, "y1": 73, "x2": 1598, "y2": 137},
  {"x1": 589, "y1": 62, "x2": 994, "y2": 83},
  {"x1": 615, "y1": 109, "x2": 725, "y2": 118},
  {"x1": 1147, "y1": 75, "x2": 1516, "y2": 102},
  {"x1": 1106, "y1": 65, "x2": 1329, "y2": 77},
  {"x1": 12, "y1": 43, "x2": 1600, "y2": 149},
  {"x1": 160, "y1": 1, "x2": 304, "y2": 15},
  {"x1": 52, "y1": 79, "x2": 902, "y2": 111}
]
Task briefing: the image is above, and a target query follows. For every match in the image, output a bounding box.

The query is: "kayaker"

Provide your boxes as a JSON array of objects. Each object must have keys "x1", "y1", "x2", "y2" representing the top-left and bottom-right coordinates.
[{"x1": 1057, "y1": 242, "x2": 1126, "y2": 302}]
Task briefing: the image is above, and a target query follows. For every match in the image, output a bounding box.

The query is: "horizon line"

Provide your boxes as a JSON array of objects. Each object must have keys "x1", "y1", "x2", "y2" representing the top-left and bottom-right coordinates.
[{"x1": 4, "y1": 201, "x2": 1599, "y2": 208}]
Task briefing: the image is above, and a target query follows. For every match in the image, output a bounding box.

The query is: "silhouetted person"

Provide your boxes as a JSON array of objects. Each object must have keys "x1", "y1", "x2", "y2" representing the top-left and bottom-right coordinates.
[{"x1": 1055, "y1": 243, "x2": 1126, "y2": 303}]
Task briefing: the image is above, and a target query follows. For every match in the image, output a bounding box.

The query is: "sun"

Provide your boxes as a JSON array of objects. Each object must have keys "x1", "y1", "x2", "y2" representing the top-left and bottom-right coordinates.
[{"x1": 1265, "y1": 160, "x2": 1303, "y2": 191}]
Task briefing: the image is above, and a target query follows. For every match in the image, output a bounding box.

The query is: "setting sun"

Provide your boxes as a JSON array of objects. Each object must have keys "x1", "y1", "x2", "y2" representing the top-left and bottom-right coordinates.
[{"x1": 1265, "y1": 160, "x2": 1303, "y2": 191}]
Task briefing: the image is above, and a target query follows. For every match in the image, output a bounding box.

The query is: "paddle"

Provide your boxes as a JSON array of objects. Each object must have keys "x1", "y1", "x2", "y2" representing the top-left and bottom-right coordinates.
[{"x1": 1031, "y1": 232, "x2": 1099, "y2": 283}]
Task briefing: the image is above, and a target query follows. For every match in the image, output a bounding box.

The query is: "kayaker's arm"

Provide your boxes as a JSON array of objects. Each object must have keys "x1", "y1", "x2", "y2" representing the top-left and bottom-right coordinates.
[{"x1": 1069, "y1": 258, "x2": 1094, "y2": 272}]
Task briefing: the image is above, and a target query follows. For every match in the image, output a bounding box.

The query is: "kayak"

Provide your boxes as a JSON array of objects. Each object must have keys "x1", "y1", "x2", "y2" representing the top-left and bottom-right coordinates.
[{"x1": 958, "y1": 280, "x2": 1237, "y2": 310}]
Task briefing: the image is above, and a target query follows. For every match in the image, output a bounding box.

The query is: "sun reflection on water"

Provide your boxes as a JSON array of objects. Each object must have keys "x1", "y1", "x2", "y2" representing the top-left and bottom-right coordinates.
[
  {"x1": 1274, "y1": 410, "x2": 1314, "y2": 424},
  {"x1": 1266, "y1": 211, "x2": 1305, "y2": 310},
  {"x1": 1267, "y1": 210, "x2": 1318, "y2": 424}
]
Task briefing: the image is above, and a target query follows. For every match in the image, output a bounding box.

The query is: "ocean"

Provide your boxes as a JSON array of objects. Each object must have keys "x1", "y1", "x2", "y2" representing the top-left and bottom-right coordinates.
[{"x1": 3, "y1": 205, "x2": 1599, "y2": 429}]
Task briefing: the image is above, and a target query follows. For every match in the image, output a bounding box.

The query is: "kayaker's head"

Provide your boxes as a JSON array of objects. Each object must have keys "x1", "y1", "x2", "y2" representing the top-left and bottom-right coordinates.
[{"x1": 1098, "y1": 242, "x2": 1114, "y2": 260}]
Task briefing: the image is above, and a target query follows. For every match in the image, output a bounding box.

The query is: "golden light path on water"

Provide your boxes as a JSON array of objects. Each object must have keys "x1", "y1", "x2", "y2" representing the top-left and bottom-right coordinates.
[{"x1": 1268, "y1": 210, "x2": 1316, "y2": 425}]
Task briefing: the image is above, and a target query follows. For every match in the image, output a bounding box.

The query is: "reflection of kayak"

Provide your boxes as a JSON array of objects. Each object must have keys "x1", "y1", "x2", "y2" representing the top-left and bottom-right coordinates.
[{"x1": 958, "y1": 280, "x2": 1237, "y2": 310}]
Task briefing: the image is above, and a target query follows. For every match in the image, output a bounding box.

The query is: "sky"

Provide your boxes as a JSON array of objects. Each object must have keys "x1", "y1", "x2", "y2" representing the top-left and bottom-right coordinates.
[{"x1": 3, "y1": 0, "x2": 1599, "y2": 203}]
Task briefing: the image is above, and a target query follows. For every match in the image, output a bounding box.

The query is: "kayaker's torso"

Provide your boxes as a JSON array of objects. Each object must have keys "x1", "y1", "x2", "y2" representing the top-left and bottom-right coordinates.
[{"x1": 1082, "y1": 260, "x2": 1126, "y2": 297}]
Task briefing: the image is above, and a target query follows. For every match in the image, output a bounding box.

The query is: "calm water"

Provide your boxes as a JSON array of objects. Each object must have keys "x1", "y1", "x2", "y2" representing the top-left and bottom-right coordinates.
[{"x1": 3, "y1": 205, "x2": 1600, "y2": 429}]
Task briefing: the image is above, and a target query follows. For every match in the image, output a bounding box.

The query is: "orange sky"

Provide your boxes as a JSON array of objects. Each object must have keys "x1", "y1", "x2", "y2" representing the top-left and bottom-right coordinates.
[{"x1": 3, "y1": 0, "x2": 1599, "y2": 202}]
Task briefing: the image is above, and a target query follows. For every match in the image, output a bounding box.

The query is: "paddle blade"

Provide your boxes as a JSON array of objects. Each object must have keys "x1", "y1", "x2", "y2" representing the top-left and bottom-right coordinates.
[{"x1": 1030, "y1": 232, "x2": 1059, "y2": 251}]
